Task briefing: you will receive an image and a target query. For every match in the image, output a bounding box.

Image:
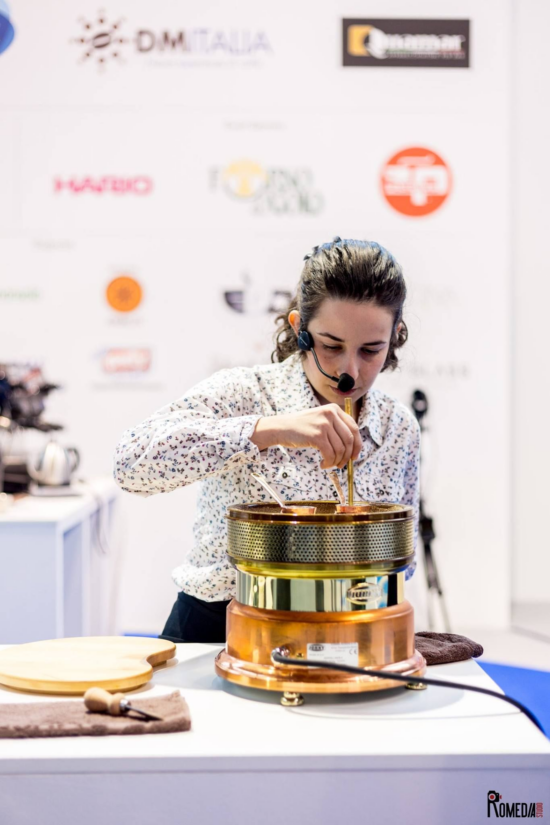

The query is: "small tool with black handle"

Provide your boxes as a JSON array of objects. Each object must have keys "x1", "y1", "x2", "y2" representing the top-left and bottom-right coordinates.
[{"x1": 83, "y1": 687, "x2": 162, "y2": 722}]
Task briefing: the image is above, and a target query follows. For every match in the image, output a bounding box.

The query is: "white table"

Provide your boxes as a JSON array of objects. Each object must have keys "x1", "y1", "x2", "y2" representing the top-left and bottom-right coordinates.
[
  {"x1": 0, "y1": 479, "x2": 119, "y2": 642},
  {"x1": 0, "y1": 644, "x2": 548, "y2": 825}
]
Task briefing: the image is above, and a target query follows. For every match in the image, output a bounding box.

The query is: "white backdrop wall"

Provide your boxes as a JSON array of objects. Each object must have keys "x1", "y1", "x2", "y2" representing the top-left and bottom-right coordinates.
[
  {"x1": 513, "y1": 0, "x2": 550, "y2": 604},
  {"x1": 0, "y1": 0, "x2": 512, "y2": 633}
]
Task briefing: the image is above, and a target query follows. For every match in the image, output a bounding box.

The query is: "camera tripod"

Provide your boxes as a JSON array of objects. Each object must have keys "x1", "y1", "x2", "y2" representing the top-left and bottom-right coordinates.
[{"x1": 411, "y1": 389, "x2": 451, "y2": 632}]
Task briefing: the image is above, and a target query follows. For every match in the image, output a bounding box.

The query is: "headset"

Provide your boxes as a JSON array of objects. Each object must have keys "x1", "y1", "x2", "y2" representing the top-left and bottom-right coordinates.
[{"x1": 297, "y1": 329, "x2": 355, "y2": 393}]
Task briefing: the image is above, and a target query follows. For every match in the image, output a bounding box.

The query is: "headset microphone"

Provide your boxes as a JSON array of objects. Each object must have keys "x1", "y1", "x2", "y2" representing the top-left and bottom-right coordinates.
[{"x1": 297, "y1": 330, "x2": 355, "y2": 393}]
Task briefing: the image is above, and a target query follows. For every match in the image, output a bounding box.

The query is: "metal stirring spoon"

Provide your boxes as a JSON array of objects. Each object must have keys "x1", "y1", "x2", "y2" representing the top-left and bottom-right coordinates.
[
  {"x1": 345, "y1": 397, "x2": 354, "y2": 505},
  {"x1": 335, "y1": 398, "x2": 367, "y2": 514},
  {"x1": 251, "y1": 472, "x2": 316, "y2": 515}
]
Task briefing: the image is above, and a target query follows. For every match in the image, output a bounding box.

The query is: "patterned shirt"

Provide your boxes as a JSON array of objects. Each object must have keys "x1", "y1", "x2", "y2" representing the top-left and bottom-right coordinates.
[{"x1": 114, "y1": 353, "x2": 420, "y2": 601}]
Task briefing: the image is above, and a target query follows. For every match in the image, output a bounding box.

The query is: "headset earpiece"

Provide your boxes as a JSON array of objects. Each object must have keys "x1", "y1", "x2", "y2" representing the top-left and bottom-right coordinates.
[{"x1": 297, "y1": 329, "x2": 314, "y2": 351}]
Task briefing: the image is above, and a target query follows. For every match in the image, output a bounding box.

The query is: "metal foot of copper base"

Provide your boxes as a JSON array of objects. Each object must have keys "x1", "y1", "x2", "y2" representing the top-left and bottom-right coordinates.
[
  {"x1": 406, "y1": 682, "x2": 427, "y2": 690},
  {"x1": 281, "y1": 691, "x2": 304, "y2": 707}
]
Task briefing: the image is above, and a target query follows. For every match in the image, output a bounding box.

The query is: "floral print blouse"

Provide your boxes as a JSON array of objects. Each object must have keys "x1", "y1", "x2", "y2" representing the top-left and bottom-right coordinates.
[{"x1": 114, "y1": 353, "x2": 420, "y2": 601}]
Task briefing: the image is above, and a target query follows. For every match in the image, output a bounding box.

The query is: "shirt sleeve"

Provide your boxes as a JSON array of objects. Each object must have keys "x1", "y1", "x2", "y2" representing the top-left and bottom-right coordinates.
[
  {"x1": 400, "y1": 417, "x2": 421, "y2": 579},
  {"x1": 113, "y1": 368, "x2": 262, "y2": 496}
]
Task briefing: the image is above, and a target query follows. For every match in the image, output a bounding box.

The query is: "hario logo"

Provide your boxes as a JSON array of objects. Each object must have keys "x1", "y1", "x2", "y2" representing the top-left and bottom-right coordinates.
[
  {"x1": 487, "y1": 790, "x2": 543, "y2": 818},
  {"x1": 53, "y1": 176, "x2": 153, "y2": 195}
]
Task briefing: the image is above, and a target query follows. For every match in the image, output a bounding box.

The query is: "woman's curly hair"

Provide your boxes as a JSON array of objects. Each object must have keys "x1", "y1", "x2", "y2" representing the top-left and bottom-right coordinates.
[{"x1": 272, "y1": 237, "x2": 408, "y2": 371}]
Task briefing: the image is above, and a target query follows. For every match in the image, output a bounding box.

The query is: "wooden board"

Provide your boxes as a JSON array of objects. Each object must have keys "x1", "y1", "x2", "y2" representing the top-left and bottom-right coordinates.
[{"x1": 0, "y1": 636, "x2": 177, "y2": 694}]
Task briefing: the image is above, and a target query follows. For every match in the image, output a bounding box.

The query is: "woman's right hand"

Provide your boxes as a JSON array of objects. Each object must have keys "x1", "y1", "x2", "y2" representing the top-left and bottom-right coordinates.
[{"x1": 251, "y1": 405, "x2": 362, "y2": 469}]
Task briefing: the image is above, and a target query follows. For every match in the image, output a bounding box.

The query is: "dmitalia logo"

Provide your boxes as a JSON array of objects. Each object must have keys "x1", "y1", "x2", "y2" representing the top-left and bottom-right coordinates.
[
  {"x1": 53, "y1": 176, "x2": 153, "y2": 195},
  {"x1": 70, "y1": 10, "x2": 272, "y2": 70},
  {"x1": 487, "y1": 790, "x2": 543, "y2": 818}
]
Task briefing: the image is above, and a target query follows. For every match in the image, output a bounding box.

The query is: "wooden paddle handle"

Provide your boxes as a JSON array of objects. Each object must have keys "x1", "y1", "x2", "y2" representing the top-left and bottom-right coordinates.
[{"x1": 84, "y1": 687, "x2": 126, "y2": 716}]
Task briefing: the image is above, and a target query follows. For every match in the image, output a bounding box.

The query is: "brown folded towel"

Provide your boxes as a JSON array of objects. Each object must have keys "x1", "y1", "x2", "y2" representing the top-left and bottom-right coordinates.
[
  {"x1": 0, "y1": 691, "x2": 191, "y2": 739},
  {"x1": 415, "y1": 631, "x2": 484, "y2": 666}
]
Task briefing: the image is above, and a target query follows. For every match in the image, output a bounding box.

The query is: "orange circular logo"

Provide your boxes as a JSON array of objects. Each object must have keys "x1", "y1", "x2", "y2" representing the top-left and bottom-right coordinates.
[
  {"x1": 381, "y1": 147, "x2": 452, "y2": 217},
  {"x1": 106, "y1": 276, "x2": 143, "y2": 313}
]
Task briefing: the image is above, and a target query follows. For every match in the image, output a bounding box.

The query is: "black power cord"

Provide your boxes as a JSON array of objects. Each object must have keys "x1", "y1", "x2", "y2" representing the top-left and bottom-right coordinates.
[{"x1": 271, "y1": 648, "x2": 545, "y2": 734}]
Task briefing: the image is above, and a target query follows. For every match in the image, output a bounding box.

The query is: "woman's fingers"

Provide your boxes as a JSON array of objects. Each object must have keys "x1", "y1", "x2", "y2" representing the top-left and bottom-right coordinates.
[
  {"x1": 253, "y1": 406, "x2": 362, "y2": 468},
  {"x1": 321, "y1": 427, "x2": 345, "y2": 469},
  {"x1": 318, "y1": 432, "x2": 337, "y2": 469},
  {"x1": 331, "y1": 415, "x2": 356, "y2": 468}
]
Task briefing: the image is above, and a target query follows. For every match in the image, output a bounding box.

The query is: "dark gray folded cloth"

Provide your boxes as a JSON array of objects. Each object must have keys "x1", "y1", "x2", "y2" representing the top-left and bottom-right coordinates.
[
  {"x1": 0, "y1": 691, "x2": 191, "y2": 738},
  {"x1": 415, "y1": 631, "x2": 484, "y2": 665}
]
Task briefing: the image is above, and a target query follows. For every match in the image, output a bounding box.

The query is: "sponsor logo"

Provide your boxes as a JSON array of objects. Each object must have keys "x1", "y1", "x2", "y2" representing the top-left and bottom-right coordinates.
[
  {"x1": 71, "y1": 10, "x2": 272, "y2": 69},
  {"x1": 224, "y1": 289, "x2": 291, "y2": 314},
  {"x1": 135, "y1": 29, "x2": 270, "y2": 56},
  {"x1": 224, "y1": 273, "x2": 291, "y2": 314},
  {"x1": 53, "y1": 176, "x2": 153, "y2": 195},
  {"x1": 0, "y1": 1, "x2": 15, "y2": 55},
  {"x1": 70, "y1": 11, "x2": 128, "y2": 66},
  {"x1": 210, "y1": 160, "x2": 323, "y2": 215},
  {"x1": 101, "y1": 348, "x2": 151, "y2": 374},
  {"x1": 406, "y1": 362, "x2": 470, "y2": 381},
  {"x1": 487, "y1": 790, "x2": 543, "y2": 818},
  {"x1": 106, "y1": 276, "x2": 143, "y2": 313},
  {"x1": 343, "y1": 19, "x2": 469, "y2": 68},
  {"x1": 0, "y1": 288, "x2": 40, "y2": 301},
  {"x1": 381, "y1": 147, "x2": 452, "y2": 217},
  {"x1": 346, "y1": 582, "x2": 383, "y2": 605}
]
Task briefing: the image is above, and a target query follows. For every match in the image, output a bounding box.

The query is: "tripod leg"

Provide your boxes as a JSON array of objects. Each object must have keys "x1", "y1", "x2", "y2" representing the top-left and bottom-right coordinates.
[
  {"x1": 423, "y1": 540, "x2": 452, "y2": 632},
  {"x1": 421, "y1": 538, "x2": 435, "y2": 630}
]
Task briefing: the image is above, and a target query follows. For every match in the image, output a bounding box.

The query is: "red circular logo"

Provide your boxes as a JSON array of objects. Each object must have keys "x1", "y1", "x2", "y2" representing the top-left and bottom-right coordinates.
[{"x1": 381, "y1": 147, "x2": 452, "y2": 217}]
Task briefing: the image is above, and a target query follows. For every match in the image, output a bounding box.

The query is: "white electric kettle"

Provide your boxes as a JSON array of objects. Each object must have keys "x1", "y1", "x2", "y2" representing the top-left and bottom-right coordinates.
[{"x1": 28, "y1": 440, "x2": 80, "y2": 487}]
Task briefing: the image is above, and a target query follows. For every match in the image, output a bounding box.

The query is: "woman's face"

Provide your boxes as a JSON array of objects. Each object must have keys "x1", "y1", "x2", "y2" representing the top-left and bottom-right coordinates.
[{"x1": 289, "y1": 298, "x2": 397, "y2": 407}]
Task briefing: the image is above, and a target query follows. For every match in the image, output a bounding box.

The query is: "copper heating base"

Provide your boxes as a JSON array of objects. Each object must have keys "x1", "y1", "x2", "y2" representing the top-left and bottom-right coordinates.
[
  {"x1": 216, "y1": 648, "x2": 425, "y2": 694},
  {"x1": 215, "y1": 599, "x2": 426, "y2": 695}
]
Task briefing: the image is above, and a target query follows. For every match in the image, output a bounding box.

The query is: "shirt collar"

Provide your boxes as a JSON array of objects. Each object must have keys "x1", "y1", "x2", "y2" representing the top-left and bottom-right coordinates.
[
  {"x1": 277, "y1": 354, "x2": 321, "y2": 413},
  {"x1": 279, "y1": 354, "x2": 383, "y2": 447}
]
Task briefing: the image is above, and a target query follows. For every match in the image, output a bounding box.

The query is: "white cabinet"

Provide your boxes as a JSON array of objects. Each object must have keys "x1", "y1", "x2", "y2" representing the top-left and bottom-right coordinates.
[{"x1": 0, "y1": 479, "x2": 120, "y2": 643}]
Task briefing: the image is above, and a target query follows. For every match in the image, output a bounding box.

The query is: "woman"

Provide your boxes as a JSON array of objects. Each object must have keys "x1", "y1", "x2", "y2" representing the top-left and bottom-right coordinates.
[{"x1": 114, "y1": 237, "x2": 421, "y2": 643}]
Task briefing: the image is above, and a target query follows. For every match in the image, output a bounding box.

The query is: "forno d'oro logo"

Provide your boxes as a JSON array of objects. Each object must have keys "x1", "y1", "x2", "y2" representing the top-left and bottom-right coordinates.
[
  {"x1": 106, "y1": 276, "x2": 143, "y2": 313},
  {"x1": 0, "y1": 1, "x2": 15, "y2": 55},
  {"x1": 381, "y1": 147, "x2": 452, "y2": 217},
  {"x1": 210, "y1": 160, "x2": 324, "y2": 216},
  {"x1": 221, "y1": 161, "x2": 268, "y2": 200}
]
